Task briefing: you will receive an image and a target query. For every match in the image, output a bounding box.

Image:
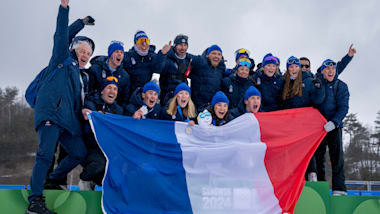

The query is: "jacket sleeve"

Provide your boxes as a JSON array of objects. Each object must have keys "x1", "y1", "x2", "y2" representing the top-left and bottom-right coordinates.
[
  {"x1": 84, "y1": 95, "x2": 98, "y2": 111},
  {"x1": 151, "y1": 51, "x2": 167, "y2": 74},
  {"x1": 118, "y1": 72, "x2": 131, "y2": 109},
  {"x1": 308, "y1": 78, "x2": 325, "y2": 105},
  {"x1": 336, "y1": 54, "x2": 353, "y2": 76},
  {"x1": 47, "y1": 5, "x2": 70, "y2": 72},
  {"x1": 188, "y1": 55, "x2": 204, "y2": 79},
  {"x1": 331, "y1": 81, "x2": 350, "y2": 127},
  {"x1": 68, "y1": 18, "x2": 85, "y2": 44}
]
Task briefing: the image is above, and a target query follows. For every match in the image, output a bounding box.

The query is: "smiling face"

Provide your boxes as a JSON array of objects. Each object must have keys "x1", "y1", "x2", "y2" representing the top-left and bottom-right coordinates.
[
  {"x1": 207, "y1": 50, "x2": 222, "y2": 67},
  {"x1": 136, "y1": 38, "x2": 149, "y2": 54},
  {"x1": 263, "y1": 64, "x2": 277, "y2": 77},
  {"x1": 244, "y1": 96, "x2": 261, "y2": 113},
  {"x1": 288, "y1": 64, "x2": 300, "y2": 79},
  {"x1": 322, "y1": 66, "x2": 336, "y2": 82},
  {"x1": 75, "y1": 42, "x2": 92, "y2": 68},
  {"x1": 213, "y1": 102, "x2": 228, "y2": 120},
  {"x1": 142, "y1": 90, "x2": 158, "y2": 108},
  {"x1": 174, "y1": 43, "x2": 188, "y2": 58},
  {"x1": 109, "y1": 50, "x2": 124, "y2": 69},
  {"x1": 101, "y1": 84, "x2": 118, "y2": 104},
  {"x1": 236, "y1": 66, "x2": 249, "y2": 78},
  {"x1": 176, "y1": 91, "x2": 190, "y2": 108}
]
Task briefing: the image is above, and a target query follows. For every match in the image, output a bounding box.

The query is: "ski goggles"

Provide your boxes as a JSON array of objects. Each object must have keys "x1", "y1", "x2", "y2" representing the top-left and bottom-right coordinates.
[
  {"x1": 287, "y1": 57, "x2": 300, "y2": 65},
  {"x1": 106, "y1": 76, "x2": 119, "y2": 83},
  {"x1": 136, "y1": 38, "x2": 150, "y2": 45},
  {"x1": 235, "y1": 48, "x2": 250, "y2": 56},
  {"x1": 237, "y1": 58, "x2": 252, "y2": 68},
  {"x1": 323, "y1": 60, "x2": 337, "y2": 67}
]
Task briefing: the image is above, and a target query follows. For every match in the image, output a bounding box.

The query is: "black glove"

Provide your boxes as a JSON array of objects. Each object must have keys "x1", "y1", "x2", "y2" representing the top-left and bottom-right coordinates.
[
  {"x1": 312, "y1": 77, "x2": 321, "y2": 89},
  {"x1": 82, "y1": 16, "x2": 95, "y2": 25}
]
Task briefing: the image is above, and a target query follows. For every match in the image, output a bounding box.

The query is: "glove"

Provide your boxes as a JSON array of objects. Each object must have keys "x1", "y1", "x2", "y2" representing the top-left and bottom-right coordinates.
[
  {"x1": 324, "y1": 121, "x2": 336, "y2": 132},
  {"x1": 312, "y1": 77, "x2": 321, "y2": 89},
  {"x1": 82, "y1": 16, "x2": 95, "y2": 25}
]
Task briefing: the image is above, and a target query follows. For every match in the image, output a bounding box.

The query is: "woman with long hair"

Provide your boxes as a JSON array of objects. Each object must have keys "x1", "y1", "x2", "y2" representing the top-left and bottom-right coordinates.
[
  {"x1": 282, "y1": 56, "x2": 324, "y2": 109},
  {"x1": 207, "y1": 91, "x2": 232, "y2": 126},
  {"x1": 166, "y1": 83, "x2": 197, "y2": 124}
]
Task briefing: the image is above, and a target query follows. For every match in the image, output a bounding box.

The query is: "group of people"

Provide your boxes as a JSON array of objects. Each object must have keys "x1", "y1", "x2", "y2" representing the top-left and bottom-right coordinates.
[{"x1": 26, "y1": 1, "x2": 357, "y2": 213}]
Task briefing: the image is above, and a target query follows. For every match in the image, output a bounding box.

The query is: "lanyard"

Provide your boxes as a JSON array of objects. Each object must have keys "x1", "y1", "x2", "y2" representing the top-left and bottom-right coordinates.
[{"x1": 177, "y1": 105, "x2": 190, "y2": 122}]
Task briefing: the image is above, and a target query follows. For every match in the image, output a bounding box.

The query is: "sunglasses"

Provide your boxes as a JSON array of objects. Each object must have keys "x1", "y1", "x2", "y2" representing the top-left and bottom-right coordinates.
[
  {"x1": 136, "y1": 38, "x2": 150, "y2": 45},
  {"x1": 106, "y1": 76, "x2": 119, "y2": 83},
  {"x1": 301, "y1": 64, "x2": 310, "y2": 68}
]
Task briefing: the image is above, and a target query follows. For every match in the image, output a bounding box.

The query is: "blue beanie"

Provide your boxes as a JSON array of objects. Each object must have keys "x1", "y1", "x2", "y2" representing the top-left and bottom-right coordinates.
[
  {"x1": 286, "y1": 56, "x2": 301, "y2": 69},
  {"x1": 320, "y1": 59, "x2": 337, "y2": 71},
  {"x1": 244, "y1": 86, "x2": 261, "y2": 101},
  {"x1": 262, "y1": 55, "x2": 278, "y2": 67},
  {"x1": 207, "y1": 44, "x2": 222, "y2": 55},
  {"x1": 108, "y1": 41, "x2": 124, "y2": 57},
  {"x1": 143, "y1": 81, "x2": 160, "y2": 95},
  {"x1": 211, "y1": 91, "x2": 229, "y2": 107},
  {"x1": 101, "y1": 78, "x2": 118, "y2": 91},
  {"x1": 134, "y1": 31, "x2": 148, "y2": 43},
  {"x1": 174, "y1": 83, "x2": 191, "y2": 96}
]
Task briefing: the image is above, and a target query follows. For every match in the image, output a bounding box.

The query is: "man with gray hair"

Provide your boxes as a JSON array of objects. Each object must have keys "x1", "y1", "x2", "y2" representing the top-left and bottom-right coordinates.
[{"x1": 26, "y1": 0, "x2": 91, "y2": 213}]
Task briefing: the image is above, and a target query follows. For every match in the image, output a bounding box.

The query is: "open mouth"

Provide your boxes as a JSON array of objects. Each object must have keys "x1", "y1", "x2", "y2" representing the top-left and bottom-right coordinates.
[
  {"x1": 218, "y1": 111, "x2": 226, "y2": 117},
  {"x1": 253, "y1": 104, "x2": 259, "y2": 111},
  {"x1": 116, "y1": 57, "x2": 121, "y2": 63},
  {"x1": 81, "y1": 59, "x2": 87, "y2": 63},
  {"x1": 108, "y1": 94, "x2": 115, "y2": 99},
  {"x1": 148, "y1": 99, "x2": 155, "y2": 106}
]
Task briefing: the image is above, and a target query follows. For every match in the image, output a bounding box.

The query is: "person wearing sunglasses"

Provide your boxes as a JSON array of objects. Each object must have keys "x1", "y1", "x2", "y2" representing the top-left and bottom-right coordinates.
[
  {"x1": 252, "y1": 55, "x2": 284, "y2": 112},
  {"x1": 187, "y1": 44, "x2": 227, "y2": 112},
  {"x1": 314, "y1": 59, "x2": 350, "y2": 196},
  {"x1": 123, "y1": 31, "x2": 171, "y2": 95},
  {"x1": 159, "y1": 34, "x2": 193, "y2": 106},
  {"x1": 88, "y1": 40, "x2": 131, "y2": 112},
  {"x1": 79, "y1": 77, "x2": 123, "y2": 190},
  {"x1": 222, "y1": 58, "x2": 256, "y2": 109}
]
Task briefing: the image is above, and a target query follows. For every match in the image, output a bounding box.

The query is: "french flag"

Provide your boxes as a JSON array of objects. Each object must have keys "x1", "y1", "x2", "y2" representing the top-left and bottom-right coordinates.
[{"x1": 89, "y1": 107, "x2": 326, "y2": 214}]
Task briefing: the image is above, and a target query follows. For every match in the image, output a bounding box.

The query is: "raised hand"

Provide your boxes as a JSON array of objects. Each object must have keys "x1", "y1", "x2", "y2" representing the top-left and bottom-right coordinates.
[
  {"x1": 82, "y1": 16, "x2": 95, "y2": 25},
  {"x1": 348, "y1": 44, "x2": 357, "y2": 57},
  {"x1": 161, "y1": 41, "x2": 172, "y2": 55},
  {"x1": 61, "y1": 0, "x2": 69, "y2": 8}
]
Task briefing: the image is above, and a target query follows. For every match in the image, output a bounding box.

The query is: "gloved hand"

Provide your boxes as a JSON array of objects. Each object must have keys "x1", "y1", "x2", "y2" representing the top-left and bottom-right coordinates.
[
  {"x1": 324, "y1": 121, "x2": 336, "y2": 132},
  {"x1": 312, "y1": 77, "x2": 321, "y2": 89},
  {"x1": 82, "y1": 16, "x2": 95, "y2": 25},
  {"x1": 197, "y1": 110, "x2": 212, "y2": 127}
]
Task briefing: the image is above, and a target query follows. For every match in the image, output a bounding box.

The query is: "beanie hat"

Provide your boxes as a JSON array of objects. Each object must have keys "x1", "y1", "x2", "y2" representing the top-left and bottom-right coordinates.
[
  {"x1": 286, "y1": 56, "x2": 301, "y2": 69},
  {"x1": 101, "y1": 76, "x2": 119, "y2": 91},
  {"x1": 108, "y1": 41, "x2": 124, "y2": 57},
  {"x1": 207, "y1": 44, "x2": 222, "y2": 55},
  {"x1": 174, "y1": 83, "x2": 191, "y2": 96},
  {"x1": 320, "y1": 59, "x2": 337, "y2": 71},
  {"x1": 244, "y1": 86, "x2": 261, "y2": 101},
  {"x1": 174, "y1": 34, "x2": 188, "y2": 47},
  {"x1": 143, "y1": 81, "x2": 160, "y2": 95},
  {"x1": 262, "y1": 55, "x2": 278, "y2": 67},
  {"x1": 211, "y1": 91, "x2": 229, "y2": 107},
  {"x1": 134, "y1": 31, "x2": 148, "y2": 44}
]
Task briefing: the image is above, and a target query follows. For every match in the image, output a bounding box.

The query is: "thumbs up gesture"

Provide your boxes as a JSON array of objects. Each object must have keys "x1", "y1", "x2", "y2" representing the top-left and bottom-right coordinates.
[{"x1": 161, "y1": 41, "x2": 172, "y2": 55}]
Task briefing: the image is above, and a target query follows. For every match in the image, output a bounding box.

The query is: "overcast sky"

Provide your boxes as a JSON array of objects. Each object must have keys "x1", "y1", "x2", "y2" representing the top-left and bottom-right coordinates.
[{"x1": 1, "y1": 0, "x2": 379, "y2": 125}]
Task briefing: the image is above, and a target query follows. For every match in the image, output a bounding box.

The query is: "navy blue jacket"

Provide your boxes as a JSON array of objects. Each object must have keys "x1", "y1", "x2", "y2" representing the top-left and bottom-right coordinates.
[
  {"x1": 253, "y1": 70, "x2": 284, "y2": 112},
  {"x1": 123, "y1": 46, "x2": 166, "y2": 94},
  {"x1": 189, "y1": 51, "x2": 226, "y2": 111},
  {"x1": 221, "y1": 74, "x2": 256, "y2": 109},
  {"x1": 125, "y1": 88, "x2": 166, "y2": 120},
  {"x1": 282, "y1": 77, "x2": 324, "y2": 109},
  {"x1": 159, "y1": 48, "x2": 192, "y2": 105},
  {"x1": 315, "y1": 73, "x2": 349, "y2": 128},
  {"x1": 34, "y1": 6, "x2": 83, "y2": 136},
  {"x1": 88, "y1": 56, "x2": 130, "y2": 108},
  {"x1": 302, "y1": 71, "x2": 314, "y2": 80}
]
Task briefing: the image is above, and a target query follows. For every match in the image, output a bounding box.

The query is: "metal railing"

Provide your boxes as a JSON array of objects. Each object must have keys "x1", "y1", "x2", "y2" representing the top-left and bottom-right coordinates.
[{"x1": 346, "y1": 180, "x2": 380, "y2": 191}]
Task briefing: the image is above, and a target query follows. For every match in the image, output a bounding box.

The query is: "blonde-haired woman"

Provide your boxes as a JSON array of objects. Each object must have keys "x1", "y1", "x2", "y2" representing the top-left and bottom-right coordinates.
[{"x1": 165, "y1": 83, "x2": 196, "y2": 125}]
